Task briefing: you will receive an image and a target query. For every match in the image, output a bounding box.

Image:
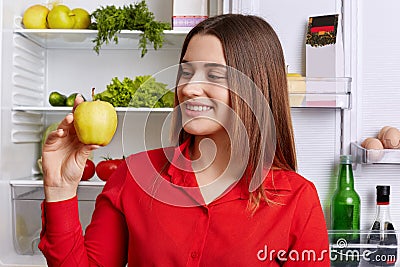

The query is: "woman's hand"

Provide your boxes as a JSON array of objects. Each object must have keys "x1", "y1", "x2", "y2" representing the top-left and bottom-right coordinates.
[{"x1": 42, "y1": 95, "x2": 99, "y2": 202}]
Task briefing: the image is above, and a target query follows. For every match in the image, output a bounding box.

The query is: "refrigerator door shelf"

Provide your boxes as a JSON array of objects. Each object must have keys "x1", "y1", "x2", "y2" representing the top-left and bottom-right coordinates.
[
  {"x1": 329, "y1": 230, "x2": 398, "y2": 266},
  {"x1": 351, "y1": 142, "x2": 400, "y2": 165},
  {"x1": 289, "y1": 77, "x2": 352, "y2": 109}
]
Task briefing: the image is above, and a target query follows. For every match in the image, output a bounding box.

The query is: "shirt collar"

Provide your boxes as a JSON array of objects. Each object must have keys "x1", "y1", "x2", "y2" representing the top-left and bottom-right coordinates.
[
  {"x1": 237, "y1": 168, "x2": 292, "y2": 200},
  {"x1": 166, "y1": 138, "x2": 292, "y2": 200},
  {"x1": 167, "y1": 138, "x2": 198, "y2": 188}
]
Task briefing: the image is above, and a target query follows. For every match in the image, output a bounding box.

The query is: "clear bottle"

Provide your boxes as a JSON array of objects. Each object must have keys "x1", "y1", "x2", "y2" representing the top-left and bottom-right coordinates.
[
  {"x1": 366, "y1": 185, "x2": 397, "y2": 266},
  {"x1": 331, "y1": 155, "x2": 361, "y2": 267}
]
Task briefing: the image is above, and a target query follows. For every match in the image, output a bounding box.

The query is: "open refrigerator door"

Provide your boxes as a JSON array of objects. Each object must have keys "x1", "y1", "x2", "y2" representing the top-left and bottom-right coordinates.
[{"x1": 0, "y1": 1, "x2": 183, "y2": 266}]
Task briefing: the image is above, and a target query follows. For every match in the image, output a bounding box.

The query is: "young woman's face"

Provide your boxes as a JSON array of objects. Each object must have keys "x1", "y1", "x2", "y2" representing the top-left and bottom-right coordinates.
[{"x1": 177, "y1": 34, "x2": 231, "y2": 137}]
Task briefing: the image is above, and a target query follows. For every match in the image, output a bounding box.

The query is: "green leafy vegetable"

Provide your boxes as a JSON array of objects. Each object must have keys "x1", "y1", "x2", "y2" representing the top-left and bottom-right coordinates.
[
  {"x1": 158, "y1": 91, "x2": 175, "y2": 108},
  {"x1": 94, "y1": 75, "x2": 174, "y2": 108},
  {"x1": 90, "y1": 1, "x2": 171, "y2": 57}
]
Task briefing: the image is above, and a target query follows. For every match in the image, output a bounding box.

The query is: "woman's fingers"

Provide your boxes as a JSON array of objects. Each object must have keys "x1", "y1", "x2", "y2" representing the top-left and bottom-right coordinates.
[
  {"x1": 72, "y1": 94, "x2": 85, "y2": 112},
  {"x1": 78, "y1": 144, "x2": 99, "y2": 160},
  {"x1": 44, "y1": 112, "x2": 77, "y2": 148},
  {"x1": 89, "y1": 144, "x2": 101, "y2": 151},
  {"x1": 57, "y1": 113, "x2": 74, "y2": 131},
  {"x1": 45, "y1": 129, "x2": 64, "y2": 146}
]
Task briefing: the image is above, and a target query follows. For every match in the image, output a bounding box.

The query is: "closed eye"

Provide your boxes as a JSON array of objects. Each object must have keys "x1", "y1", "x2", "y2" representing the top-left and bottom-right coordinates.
[
  {"x1": 181, "y1": 71, "x2": 193, "y2": 78},
  {"x1": 208, "y1": 73, "x2": 226, "y2": 80}
]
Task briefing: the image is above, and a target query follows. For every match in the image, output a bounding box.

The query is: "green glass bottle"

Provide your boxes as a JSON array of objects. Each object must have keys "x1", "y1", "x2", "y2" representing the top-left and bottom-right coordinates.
[{"x1": 331, "y1": 155, "x2": 361, "y2": 267}]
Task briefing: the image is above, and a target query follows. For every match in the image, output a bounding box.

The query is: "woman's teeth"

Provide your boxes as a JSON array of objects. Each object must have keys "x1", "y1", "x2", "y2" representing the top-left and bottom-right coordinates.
[{"x1": 186, "y1": 104, "x2": 211, "y2": 111}]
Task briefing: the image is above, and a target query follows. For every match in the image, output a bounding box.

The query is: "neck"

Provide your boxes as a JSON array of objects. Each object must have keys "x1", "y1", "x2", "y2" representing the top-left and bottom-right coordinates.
[
  {"x1": 191, "y1": 133, "x2": 230, "y2": 176},
  {"x1": 191, "y1": 130, "x2": 246, "y2": 185},
  {"x1": 190, "y1": 133, "x2": 247, "y2": 204}
]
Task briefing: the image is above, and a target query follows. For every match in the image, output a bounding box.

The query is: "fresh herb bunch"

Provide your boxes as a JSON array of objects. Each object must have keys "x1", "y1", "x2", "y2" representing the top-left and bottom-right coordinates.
[
  {"x1": 94, "y1": 75, "x2": 174, "y2": 108},
  {"x1": 90, "y1": 1, "x2": 171, "y2": 57}
]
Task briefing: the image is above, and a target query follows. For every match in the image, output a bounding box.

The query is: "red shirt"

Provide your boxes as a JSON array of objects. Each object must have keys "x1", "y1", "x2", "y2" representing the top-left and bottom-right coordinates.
[{"x1": 39, "y1": 141, "x2": 330, "y2": 266}]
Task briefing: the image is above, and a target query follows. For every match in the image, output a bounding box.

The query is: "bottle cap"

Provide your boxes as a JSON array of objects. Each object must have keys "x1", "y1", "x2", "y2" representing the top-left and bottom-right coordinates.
[
  {"x1": 376, "y1": 185, "x2": 390, "y2": 204},
  {"x1": 340, "y1": 155, "x2": 352, "y2": 164}
]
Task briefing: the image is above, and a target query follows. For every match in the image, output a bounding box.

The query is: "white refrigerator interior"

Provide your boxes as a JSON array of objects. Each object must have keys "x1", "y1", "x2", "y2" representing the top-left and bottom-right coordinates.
[{"x1": 1, "y1": 0, "x2": 400, "y2": 266}]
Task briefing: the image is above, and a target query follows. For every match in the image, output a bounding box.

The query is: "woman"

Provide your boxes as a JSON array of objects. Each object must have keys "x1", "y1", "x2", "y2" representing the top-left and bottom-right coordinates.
[{"x1": 39, "y1": 14, "x2": 330, "y2": 266}]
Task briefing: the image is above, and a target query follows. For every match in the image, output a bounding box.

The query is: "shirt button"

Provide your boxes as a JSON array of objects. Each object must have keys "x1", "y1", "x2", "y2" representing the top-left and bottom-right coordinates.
[{"x1": 191, "y1": 251, "x2": 199, "y2": 258}]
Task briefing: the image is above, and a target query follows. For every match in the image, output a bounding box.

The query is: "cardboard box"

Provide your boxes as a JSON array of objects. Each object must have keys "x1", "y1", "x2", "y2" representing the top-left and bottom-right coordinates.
[
  {"x1": 306, "y1": 14, "x2": 344, "y2": 77},
  {"x1": 305, "y1": 14, "x2": 344, "y2": 106},
  {"x1": 172, "y1": 0, "x2": 208, "y2": 31}
]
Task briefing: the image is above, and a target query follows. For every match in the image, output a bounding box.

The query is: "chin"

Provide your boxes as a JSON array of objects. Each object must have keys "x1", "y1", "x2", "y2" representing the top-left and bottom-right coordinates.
[{"x1": 183, "y1": 120, "x2": 224, "y2": 136}]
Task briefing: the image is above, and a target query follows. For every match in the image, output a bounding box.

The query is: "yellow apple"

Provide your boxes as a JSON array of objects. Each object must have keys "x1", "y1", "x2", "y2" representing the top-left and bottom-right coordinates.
[
  {"x1": 47, "y1": 5, "x2": 75, "y2": 29},
  {"x1": 72, "y1": 8, "x2": 91, "y2": 29},
  {"x1": 22, "y1": 5, "x2": 50, "y2": 29},
  {"x1": 74, "y1": 100, "x2": 118, "y2": 146}
]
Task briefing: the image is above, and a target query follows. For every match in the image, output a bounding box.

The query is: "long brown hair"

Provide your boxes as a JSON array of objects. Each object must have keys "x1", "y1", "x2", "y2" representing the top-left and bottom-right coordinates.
[{"x1": 170, "y1": 14, "x2": 297, "y2": 211}]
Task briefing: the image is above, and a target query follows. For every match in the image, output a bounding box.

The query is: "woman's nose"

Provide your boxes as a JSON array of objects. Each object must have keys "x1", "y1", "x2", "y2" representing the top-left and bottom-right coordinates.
[{"x1": 179, "y1": 79, "x2": 205, "y2": 97}]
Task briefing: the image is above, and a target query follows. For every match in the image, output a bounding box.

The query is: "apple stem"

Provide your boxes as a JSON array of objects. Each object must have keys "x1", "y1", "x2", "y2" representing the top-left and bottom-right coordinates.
[{"x1": 92, "y1": 88, "x2": 95, "y2": 101}]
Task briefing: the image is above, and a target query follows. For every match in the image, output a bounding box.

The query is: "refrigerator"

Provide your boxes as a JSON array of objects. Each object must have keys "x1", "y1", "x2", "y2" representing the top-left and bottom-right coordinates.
[{"x1": 1, "y1": 0, "x2": 399, "y2": 266}]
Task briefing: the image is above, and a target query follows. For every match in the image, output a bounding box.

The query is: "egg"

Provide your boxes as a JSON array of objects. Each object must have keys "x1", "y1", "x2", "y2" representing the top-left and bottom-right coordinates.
[
  {"x1": 381, "y1": 127, "x2": 400, "y2": 149},
  {"x1": 361, "y1": 137, "x2": 384, "y2": 149},
  {"x1": 361, "y1": 137, "x2": 384, "y2": 162},
  {"x1": 377, "y1": 126, "x2": 392, "y2": 141}
]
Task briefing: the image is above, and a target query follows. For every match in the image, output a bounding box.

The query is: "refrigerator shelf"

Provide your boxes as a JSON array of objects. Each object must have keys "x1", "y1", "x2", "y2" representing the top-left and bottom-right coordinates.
[
  {"x1": 10, "y1": 178, "x2": 106, "y2": 188},
  {"x1": 12, "y1": 76, "x2": 352, "y2": 112},
  {"x1": 351, "y1": 142, "x2": 400, "y2": 164},
  {"x1": 10, "y1": 178, "x2": 102, "y2": 255},
  {"x1": 13, "y1": 97, "x2": 350, "y2": 110},
  {"x1": 14, "y1": 29, "x2": 188, "y2": 50},
  {"x1": 12, "y1": 106, "x2": 174, "y2": 113}
]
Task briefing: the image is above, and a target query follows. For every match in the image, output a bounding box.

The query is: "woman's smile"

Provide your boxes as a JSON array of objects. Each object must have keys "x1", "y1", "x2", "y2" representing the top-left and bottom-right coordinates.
[{"x1": 184, "y1": 101, "x2": 213, "y2": 116}]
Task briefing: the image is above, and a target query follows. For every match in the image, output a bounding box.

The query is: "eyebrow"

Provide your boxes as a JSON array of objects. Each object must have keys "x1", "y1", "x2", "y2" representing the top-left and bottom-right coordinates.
[{"x1": 181, "y1": 60, "x2": 227, "y2": 69}]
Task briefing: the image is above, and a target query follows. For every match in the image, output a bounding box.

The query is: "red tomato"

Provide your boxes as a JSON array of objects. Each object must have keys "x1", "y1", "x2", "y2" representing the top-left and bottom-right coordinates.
[
  {"x1": 96, "y1": 158, "x2": 124, "y2": 181},
  {"x1": 81, "y1": 159, "x2": 95, "y2": 181}
]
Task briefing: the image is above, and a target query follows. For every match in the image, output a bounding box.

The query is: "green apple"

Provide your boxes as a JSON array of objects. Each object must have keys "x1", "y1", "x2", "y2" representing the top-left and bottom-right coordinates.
[
  {"x1": 47, "y1": 5, "x2": 75, "y2": 29},
  {"x1": 72, "y1": 8, "x2": 91, "y2": 29},
  {"x1": 74, "y1": 100, "x2": 118, "y2": 146},
  {"x1": 22, "y1": 5, "x2": 49, "y2": 29}
]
